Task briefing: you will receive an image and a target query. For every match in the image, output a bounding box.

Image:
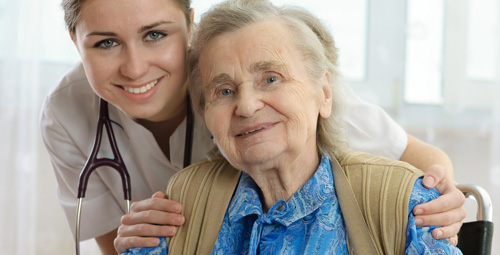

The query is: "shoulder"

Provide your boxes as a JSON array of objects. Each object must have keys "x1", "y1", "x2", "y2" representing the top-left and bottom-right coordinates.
[
  {"x1": 166, "y1": 158, "x2": 241, "y2": 200},
  {"x1": 336, "y1": 150, "x2": 424, "y2": 203},
  {"x1": 40, "y1": 62, "x2": 97, "y2": 121},
  {"x1": 409, "y1": 178, "x2": 440, "y2": 208},
  {"x1": 338, "y1": 150, "x2": 423, "y2": 176},
  {"x1": 39, "y1": 62, "x2": 100, "y2": 154},
  {"x1": 166, "y1": 158, "x2": 242, "y2": 253},
  {"x1": 334, "y1": 150, "x2": 425, "y2": 254},
  {"x1": 41, "y1": 62, "x2": 98, "y2": 123}
]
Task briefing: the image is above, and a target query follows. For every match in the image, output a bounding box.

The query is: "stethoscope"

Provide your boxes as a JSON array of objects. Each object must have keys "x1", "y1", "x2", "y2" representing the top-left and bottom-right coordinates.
[{"x1": 75, "y1": 97, "x2": 194, "y2": 254}]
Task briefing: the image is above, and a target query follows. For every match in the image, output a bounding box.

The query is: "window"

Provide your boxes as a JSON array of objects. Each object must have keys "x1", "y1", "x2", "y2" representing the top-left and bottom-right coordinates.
[
  {"x1": 466, "y1": 0, "x2": 499, "y2": 82},
  {"x1": 404, "y1": 0, "x2": 444, "y2": 104},
  {"x1": 39, "y1": 0, "x2": 80, "y2": 64}
]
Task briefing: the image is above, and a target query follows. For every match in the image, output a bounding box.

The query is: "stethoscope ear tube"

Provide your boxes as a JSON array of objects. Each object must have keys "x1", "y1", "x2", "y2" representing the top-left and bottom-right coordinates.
[{"x1": 75, "y1": 98, "x2": 132, "y2": 254}]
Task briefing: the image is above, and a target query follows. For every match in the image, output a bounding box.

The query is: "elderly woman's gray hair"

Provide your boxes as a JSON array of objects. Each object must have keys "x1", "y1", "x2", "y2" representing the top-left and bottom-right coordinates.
[{"x1": 188, "y1": 0, "x2": 349, "y2": 159}]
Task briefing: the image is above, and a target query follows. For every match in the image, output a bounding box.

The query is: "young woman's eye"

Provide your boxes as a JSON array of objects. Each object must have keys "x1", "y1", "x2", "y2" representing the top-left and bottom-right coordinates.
[
  {"x1": 145, "y1": 31, "x2": 166, "y2": 41},
  {"x1": 94, "y1": 39, "x2": 119, "y2": 49}
]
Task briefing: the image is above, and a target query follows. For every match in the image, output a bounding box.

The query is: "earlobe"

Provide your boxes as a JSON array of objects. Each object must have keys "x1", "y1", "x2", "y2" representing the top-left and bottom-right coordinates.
[{"x1": 319, "y1": 71, "x2": 333, "y2": 118}]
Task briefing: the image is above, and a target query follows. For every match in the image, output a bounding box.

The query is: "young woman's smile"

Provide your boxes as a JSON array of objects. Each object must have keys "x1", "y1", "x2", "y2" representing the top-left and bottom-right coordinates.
[{"x1": 73, "y1": 0, "x2": 193, "y2": 121}]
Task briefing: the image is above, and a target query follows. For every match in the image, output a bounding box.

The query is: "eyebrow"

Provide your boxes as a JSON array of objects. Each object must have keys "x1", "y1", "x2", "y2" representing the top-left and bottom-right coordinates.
[
  {"x1": 206, "y1": 61, "x2": 290, "y2": 89},
  {"x1": 249, "y1": 60, "x2": 289, "y2": 74},
  {"x1": 138, "y1": 21, "x2": 173, "y2": 33},
  {"x1": 207, "y1": 73, "x2": 232, "y2": 90},
  {"x1": 85, "y1": 21, "x2": 174, "y2": 38}
]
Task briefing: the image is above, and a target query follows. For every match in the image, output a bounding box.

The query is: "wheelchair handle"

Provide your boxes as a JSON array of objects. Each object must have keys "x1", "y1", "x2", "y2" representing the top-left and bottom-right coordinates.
[{"x1": 456, "y1": 184, "x2": 493, "y2": 222}]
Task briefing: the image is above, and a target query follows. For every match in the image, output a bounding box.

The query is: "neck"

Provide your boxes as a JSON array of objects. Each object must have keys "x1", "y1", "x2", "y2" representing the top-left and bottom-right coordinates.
[
  {"x1": 136, "y1": 97, "x2": 188, "y2": 160},
  {"x1": 247, "y1": 150, "x2": 320, "y2": 212}
]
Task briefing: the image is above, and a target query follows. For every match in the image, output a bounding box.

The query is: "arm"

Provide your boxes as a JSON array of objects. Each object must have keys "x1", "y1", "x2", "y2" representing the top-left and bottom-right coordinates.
[
  {"x1": 405, "y1": 178, "x2": 463, "y2": 254},
  {"x1": 400, "y1": 134, "x2": 453, "y2": 179},
  {"x1": 342, "y1": 88, "x2": 464, "y2": 243},
  {"x1": 96, "y1": 229, "x2": 119, "y2": 255},
  {"x1": 400, "y1": 134, "x2": 466, "y2": 245}
]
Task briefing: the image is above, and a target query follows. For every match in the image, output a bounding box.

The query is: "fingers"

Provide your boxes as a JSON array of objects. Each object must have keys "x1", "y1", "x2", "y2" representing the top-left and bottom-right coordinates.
[
  {"x1": 130, "y1": 196, "x2": 183, "y2": 214},
  {"x1": 114, "y1": 235, "x2": 161, "y2": 254},
  {"x1": 122, "y1": 210, "x2": 185, "y2": 227},
  {"x1": 414, "y1": 198, "x2": 466, "y2": 226},
  {"x1": 449, "y1": 235, "x2": 458, "y2": 246},
  {"x1": 430, "y1": 223, "x2": 462, "y2": 241},
  {"x1": 114, "y1": 192, "x2": 185, "y2": 253},
  {"x1": 414, "y1": 185, "x2": 465, "y2": 215},
  {"x1": 152, "y1": 191, "x2": 167, "y2": 199},
  {"x1": 118, "y1": 223, "x2": 178, "y2": 239},
  {"x1": 114, "y1": 223, "x2": 169, "y2": 254}
]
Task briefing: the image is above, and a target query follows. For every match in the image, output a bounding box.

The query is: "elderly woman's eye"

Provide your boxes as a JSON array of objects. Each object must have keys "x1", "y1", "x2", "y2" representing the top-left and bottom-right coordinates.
[
  {"x1": 220, "y1": 88, "x2": 234, "y2": 96},
  {"x1": 266, "y1": 76, "x2": 278, "y2": 84}
]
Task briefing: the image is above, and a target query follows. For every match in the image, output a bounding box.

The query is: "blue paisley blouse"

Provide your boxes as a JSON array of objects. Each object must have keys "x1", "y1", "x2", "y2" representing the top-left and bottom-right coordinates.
[{"x1": 125, "y1": 157, "x2": 462, "y2": 255}]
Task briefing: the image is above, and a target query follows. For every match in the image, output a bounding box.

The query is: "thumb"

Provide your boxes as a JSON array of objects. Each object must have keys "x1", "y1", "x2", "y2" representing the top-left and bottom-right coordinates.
[{"x1": 422, "y1": 164, "x2": 446, "y2": 189}]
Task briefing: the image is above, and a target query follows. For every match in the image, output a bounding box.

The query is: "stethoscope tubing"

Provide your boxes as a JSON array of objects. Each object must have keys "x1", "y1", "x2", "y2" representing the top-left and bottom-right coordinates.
[
  {"x1": 75, "y1": 98, "x2": 132, "y2": 255},
  {"x1": 74, "y1": 97, "x2": 194, "y2": 254}
]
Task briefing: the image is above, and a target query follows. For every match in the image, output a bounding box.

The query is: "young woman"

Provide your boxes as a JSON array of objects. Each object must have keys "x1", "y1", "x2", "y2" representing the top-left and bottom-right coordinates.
[{"x1": 40, "y1": 0, "x2": 465, "y2": 253}]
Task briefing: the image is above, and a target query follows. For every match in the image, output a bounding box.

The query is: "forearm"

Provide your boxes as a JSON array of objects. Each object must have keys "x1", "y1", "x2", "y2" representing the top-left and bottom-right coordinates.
[
  {"x1": 96, "y1": 229, "x2": 118, "y2": 255},
  {"x1": 400, "y1": 134, "x2": 454, "y2": 180}
]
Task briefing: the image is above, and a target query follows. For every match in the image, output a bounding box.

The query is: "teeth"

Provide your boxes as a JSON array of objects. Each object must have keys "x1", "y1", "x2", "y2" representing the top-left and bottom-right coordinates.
[
  {"x1": 123, "y1": 79, "x2": 158, "y2": 94},
  {"x1": 241, "y1": 126, "x2": 266, "y2": 136}
]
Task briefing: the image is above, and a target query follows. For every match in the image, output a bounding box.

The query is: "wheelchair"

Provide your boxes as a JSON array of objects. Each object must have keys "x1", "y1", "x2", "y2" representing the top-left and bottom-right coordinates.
[{"x1": 456, "y1": 184, "x2": 494, "y2": 255}]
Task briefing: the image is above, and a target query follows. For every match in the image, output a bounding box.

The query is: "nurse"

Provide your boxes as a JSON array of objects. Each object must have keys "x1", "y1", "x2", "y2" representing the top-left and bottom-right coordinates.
[{"x1": 39, "y1": 0, "x2": 465, "y2": 253}]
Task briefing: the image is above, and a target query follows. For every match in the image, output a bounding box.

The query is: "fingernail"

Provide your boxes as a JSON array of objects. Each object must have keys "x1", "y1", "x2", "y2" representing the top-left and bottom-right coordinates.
[
  {"x1": 450, "y1": 238, "x2": 457, "y2": 246},
  {"x1": 423, "y1": 176, "x2": 435, "y2": 187},
  {"x1": 415, "y1": 218, "x2": 423, "y2": 226},
  {"x1": 414, "y1": 209, "x2": 423, "y2": 215},
  {"x1": 176, "y1": 215, "x2": 185, "y2": 224},
  {"x1": 435, "y1": 230, "x2": 443, "y2": 238},
  {"x1": 153, "y1": 238, "x2": 161, "y2": 245},
  {"x1": 173, "y1": 204, "x2": 182, "y2": 212}
]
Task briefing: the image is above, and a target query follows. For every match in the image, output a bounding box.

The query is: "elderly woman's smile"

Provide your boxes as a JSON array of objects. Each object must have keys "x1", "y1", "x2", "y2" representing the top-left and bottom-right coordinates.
[
  {"x1": 235, "y1": 122, "x2": 278, "y2": 137},
  {"x1": 199, "y1": 19, "x2": 332, "y2": 207}
]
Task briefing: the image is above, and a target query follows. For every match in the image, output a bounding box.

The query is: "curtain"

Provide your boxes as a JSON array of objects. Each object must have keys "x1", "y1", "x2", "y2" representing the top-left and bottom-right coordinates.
[
  {"x1": 0, "y1": 0, "x2": 79, "y2": 253},
  {"x1": 0, "y1": 0, "x2": 41, "y2": 253}
]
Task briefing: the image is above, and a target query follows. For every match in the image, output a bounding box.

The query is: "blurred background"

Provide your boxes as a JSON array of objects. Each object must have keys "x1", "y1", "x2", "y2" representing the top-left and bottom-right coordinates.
[{"x1": 0, "y1": 0, "x2": 498, "y2": 253}]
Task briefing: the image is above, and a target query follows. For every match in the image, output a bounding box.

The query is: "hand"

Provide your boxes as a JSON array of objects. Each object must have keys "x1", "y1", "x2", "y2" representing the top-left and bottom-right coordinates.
[
  {"x1": 412, "y1": 164, "x2": 466, "y2": 246},
  {"x1": 114, "y1": 191, "x2": 185, "y2": 254}
]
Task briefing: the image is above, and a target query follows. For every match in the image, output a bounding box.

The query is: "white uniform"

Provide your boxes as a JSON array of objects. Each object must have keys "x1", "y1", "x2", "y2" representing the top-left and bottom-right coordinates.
[{"x1": 39, "y1": 62, "x2": 407, "y2": 240}]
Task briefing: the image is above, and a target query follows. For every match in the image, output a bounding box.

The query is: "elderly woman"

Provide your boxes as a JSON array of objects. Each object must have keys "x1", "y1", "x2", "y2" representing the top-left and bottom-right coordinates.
[{"x1": 123, "y1": 0, "x2": 463, "y2": 254}]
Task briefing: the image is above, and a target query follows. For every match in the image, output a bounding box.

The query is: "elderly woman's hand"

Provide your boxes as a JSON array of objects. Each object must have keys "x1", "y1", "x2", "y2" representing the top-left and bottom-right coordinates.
[
  {"x1": 114, "y1": 191, "x2": 185, "y2": 254},
  {"x1": 412, "y1": 164, "x2": 466, "y2": 246}
]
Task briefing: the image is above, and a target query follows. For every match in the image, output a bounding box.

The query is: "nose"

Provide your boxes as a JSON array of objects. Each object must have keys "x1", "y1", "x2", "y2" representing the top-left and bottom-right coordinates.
[
  {"x1": 119, "y1": 46, "x2": 148, "y2": 80},
  {"x1": 234, "y1": 85, "x2": 264, "y2": 118}
]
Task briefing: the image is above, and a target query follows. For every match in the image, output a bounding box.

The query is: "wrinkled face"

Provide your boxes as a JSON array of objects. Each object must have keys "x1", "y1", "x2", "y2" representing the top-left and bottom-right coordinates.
[
  {"x1": 73, "y1": 0, "x2": 192, "y2": 121},
  {"x1": 200, "y1": 20, "x2": 332, "y2": 171}
]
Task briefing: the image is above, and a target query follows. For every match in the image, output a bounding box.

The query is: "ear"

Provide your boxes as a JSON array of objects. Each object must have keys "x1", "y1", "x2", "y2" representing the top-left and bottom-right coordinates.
[
  {"x1": 69, "y1": 31, "x2": 76, "y2": 43},
  {"x1": 319, "y1": 71, "x2": 333, "y2": 118},
  {"x1": 188, "y1": 8, "x2": 195, "y2": 45}
]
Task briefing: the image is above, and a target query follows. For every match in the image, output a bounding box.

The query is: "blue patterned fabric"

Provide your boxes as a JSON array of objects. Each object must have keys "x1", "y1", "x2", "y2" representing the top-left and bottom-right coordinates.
[{"x1": 124, "y1": 157, "x2": 462, "y2": 255}]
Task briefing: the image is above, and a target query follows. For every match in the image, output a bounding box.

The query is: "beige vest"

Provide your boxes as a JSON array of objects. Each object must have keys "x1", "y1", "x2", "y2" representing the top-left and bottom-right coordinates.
[{"x1": 166, "y1": 151, "x2": 424, "y2": 255}]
